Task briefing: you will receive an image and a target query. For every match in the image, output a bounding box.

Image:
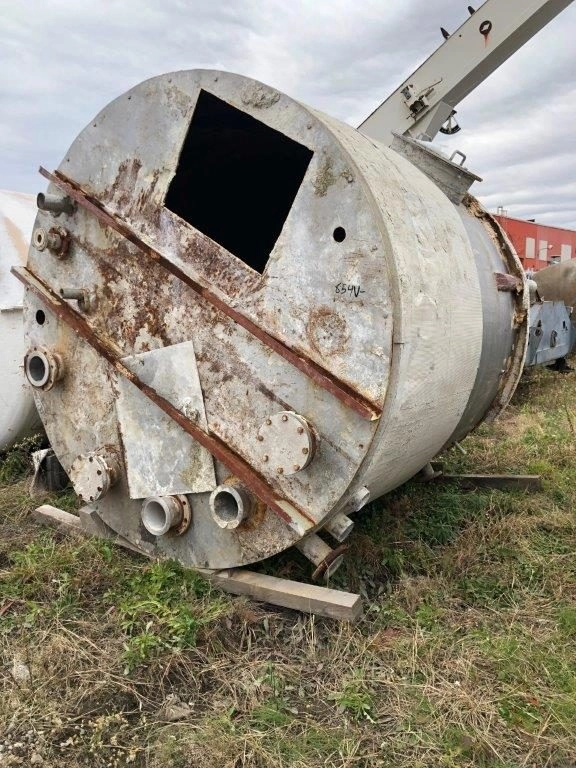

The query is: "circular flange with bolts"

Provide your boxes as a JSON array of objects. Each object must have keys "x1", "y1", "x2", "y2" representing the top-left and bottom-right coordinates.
[
  {"x1": 69, "y1": 452, "x2": 119, "y2": 503},
  {"x1": 24, "y1": 346, "x2": 64, "y2": 391},
  {"x1": 257, "y1": 411, "x2": 316, "y2": 475},
  {"x1": 210, "y1": 484, "x2": 253, "y2": 530},
  {"x1": 141, "y1": 495, "x2": 191, "y2": 536}
]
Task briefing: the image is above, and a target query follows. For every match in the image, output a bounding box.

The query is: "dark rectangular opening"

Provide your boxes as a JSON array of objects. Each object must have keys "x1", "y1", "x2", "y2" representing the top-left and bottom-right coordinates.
[{"x1": 164, "y1": 89, "x2": 313, "y2": 274}]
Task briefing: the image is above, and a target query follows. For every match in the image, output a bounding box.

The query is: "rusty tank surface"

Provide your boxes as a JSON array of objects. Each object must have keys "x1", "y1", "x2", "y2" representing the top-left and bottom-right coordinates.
[{"x1": 15, "y1": 70, "x2": 528, "y2": 575}]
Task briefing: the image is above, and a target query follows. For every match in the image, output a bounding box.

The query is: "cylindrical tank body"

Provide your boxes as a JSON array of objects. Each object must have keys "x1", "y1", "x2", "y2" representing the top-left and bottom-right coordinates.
[
  {"x1": 533, "y1": 261, "x2": 576, "y2": 315},
  {"x1": 20, "y1": 71, "x2": 527, "y2": 568},
  {"x1": 0, "y1": 190, "x2": 40, "y2": 451}
]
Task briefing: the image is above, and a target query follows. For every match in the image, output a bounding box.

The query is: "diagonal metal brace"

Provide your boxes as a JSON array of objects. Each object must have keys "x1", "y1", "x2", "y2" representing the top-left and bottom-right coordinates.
[
  {"x1": 37, "y1": 167, "x2": 382, "y2": 422},
  {"x1": 12, "y1": 264, "x2": 316, "y2": 536}
]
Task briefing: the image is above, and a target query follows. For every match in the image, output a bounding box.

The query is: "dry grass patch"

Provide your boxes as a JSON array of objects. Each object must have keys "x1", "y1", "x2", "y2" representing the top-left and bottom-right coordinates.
[{"x1": 0, "y1": 364, "x2": 575, "y2": 766}]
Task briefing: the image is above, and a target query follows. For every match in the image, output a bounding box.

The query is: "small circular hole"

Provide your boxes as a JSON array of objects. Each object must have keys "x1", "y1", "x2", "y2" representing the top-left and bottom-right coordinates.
[
  {"x1": 35, "y1": 310, "x2": 46, "y2": 325},
  {"x1": 142, "y1": 500, "x2": 168, "y2": 535},
  {"x1": 213, "y1": 490, "x2": 240, "y2": 523},
  {"x1": 333, "y1": 227, "x2": 346, "y2": 242},
  {"x1": 27, "y1": 355, "x2": 47, "y2": 384}
]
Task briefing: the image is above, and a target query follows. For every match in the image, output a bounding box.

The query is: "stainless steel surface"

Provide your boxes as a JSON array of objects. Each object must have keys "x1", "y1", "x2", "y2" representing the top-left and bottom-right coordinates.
[
  {"x1": 20, "y1": 69, "x2": 527, "y2": 571},
  {"x1": 533, "y1": 261, "x2": 576, "y2": 315},
  {"x1": 0, "y1": 190, "x2": 41, "y2": 450},
  {"x1": 526, "y1": 301, "x2": 573, "y2": 365}
]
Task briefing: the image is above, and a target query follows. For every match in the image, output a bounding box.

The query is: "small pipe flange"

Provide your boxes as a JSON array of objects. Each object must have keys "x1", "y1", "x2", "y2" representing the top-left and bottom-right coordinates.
[
  {"x1": 295, "y1": 533, "x2": 347, "y2": 582},
  {"x1": 24, "y1": 346, "x2": 65, "y2": 391},
  {"x1": 60, "y1": 287, "x2": 95, "y2": 313},
  {"x1": 141, "y1": 495, "x2": 191, "y2": 536},
  {"x1": 33, "y1": 226, "x2": 70, "y2": 258},
  {"x1": 209, "y1": 484, "x2": 254, "y2": 530}
]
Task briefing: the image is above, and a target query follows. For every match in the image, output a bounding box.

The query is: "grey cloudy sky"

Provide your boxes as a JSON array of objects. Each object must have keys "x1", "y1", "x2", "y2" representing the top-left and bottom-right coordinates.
[{"x1": 1, "y1": 0, "x2": 575, "y2": 227}]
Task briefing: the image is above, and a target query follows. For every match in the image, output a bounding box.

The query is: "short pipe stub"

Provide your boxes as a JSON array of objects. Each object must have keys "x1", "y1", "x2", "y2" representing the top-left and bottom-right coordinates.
[
  {"x1": 24, "y1": 346, "x2": 64, "y2": 391},
  {"x1": 33, "y1": 226, "x2": 70, "y2": 258},
  {"x1": 296, "y1": 533, "x2": 347, "y2": 582},
  {"x1": 37, "y1": 192, "x2": 76, "y2": 216},
  {"x1": 323, "y1": 513, "x2": 354, "y2": 543},
  {"x1": 141, "y1": 495, "x2": 191, "y2": 537},
  {"x1": 210, "y1": 484, "x2": 253, "y2": 530}
]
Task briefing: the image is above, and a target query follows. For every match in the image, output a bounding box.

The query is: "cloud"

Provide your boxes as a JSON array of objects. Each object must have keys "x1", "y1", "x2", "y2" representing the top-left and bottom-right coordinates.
[{"x1": 1, "y1": 0, "x2": 574, "y2": 226}]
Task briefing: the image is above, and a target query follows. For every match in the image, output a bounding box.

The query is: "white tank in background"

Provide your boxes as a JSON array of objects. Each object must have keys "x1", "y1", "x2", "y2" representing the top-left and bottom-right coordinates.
[{"x1": 0, "y1": 190, "x2": 40, "y2": 451}]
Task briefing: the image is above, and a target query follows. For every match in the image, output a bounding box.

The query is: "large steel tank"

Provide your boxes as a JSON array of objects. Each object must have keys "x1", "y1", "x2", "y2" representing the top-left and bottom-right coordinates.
[
  {"x1": 15, "y1": 71, "x2": 527, "y2": 573},
  {"x1": 0, "y1": 190, "x2": 40, "y2": 451}
]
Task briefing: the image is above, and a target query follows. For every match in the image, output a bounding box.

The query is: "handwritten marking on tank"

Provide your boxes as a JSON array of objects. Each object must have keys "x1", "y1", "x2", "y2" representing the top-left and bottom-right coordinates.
[{"x1": 335, "y1": 283, "x2": 365, "y2": 298}]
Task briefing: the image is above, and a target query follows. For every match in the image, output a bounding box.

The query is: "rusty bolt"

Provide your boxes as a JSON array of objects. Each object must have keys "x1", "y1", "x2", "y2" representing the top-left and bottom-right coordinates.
[
  {"x1": 277, "y1": 467, "x2": 284, "y2": 474},
  {"x1": 302, "y1": 447, "x2": 309, "y2": 455},
  {"x1": 262, "y1": 454, "x2": 269, "y2": 462},
  {"x1": 297, "y1": 426, "x2": 304, "y2": 434},
  {"x1": 257, "y1": 434, "x2": 264, "y2": 442},
  {"x1": 281, "y1": 414, "x2": 288, "y2": 422},
  {"x1": 265, "y1": 419, "x2": 272, "y2": 426},
  {"x1": 293, "y1": 464, "x2": 301, "y2": 472}
]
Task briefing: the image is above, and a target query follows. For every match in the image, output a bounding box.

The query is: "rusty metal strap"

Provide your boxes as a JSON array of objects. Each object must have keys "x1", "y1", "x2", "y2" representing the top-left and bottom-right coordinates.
[
  {"x1": 495, "y1": 272, "x2": 522, "y2": 293},
  {"x1": 39, "y1": 166, "x2": 382, "y2": 422},
  {"x1": 12, "y1": 265, "x2": 316, "y2": 535}
]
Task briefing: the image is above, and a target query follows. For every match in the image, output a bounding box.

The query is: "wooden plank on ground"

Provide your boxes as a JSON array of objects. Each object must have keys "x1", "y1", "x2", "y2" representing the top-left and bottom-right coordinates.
[
  {"x1": 33, "y1": 504, "x2": 83, "y2": 534},
  {"x1": 208, "y1": 569, "x2": 363, "y2": 621},
  {"x1": 33, "y1": 505, "x2": 362, "y2": 621},
  {"x1": 435, "y1": 474, "x2": 542, "y2": 491}
]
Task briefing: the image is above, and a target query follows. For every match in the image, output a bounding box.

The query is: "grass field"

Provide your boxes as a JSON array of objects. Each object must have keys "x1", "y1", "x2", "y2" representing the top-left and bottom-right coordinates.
[{"x1": 1, "y1": 365, "x2": 575, "y2": 767}]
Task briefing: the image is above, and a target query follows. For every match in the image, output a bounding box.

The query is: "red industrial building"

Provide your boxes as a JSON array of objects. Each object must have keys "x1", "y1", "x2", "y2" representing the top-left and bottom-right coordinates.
[{"x1": 494, "y1": 212, "x2": 576, "y2": 273}]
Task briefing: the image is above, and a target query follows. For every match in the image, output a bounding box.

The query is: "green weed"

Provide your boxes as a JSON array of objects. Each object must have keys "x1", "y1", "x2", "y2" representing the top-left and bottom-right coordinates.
[{"x1": 110, "y1": 559, "x2": 228, "y2": 671}]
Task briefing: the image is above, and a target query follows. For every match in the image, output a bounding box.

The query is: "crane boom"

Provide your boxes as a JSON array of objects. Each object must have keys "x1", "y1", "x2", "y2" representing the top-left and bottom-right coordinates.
[{"x1": 359, "y1": 0, "x2": 574, "y2": 145}]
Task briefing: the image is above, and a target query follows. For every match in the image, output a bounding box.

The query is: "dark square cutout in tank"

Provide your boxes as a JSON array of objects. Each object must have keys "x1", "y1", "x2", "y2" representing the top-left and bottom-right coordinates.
[{"x1": 165, "y1": 89, "x2": 313, "y2": 274}]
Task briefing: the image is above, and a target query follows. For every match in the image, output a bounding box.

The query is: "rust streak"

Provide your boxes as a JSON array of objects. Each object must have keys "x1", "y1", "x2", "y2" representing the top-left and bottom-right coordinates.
[
  {"x1": 39, "y1": 167, "x2": 381, "y2": 422},
  {"x1": 11, "y1": 265, "x2": 316, "y2": 533}
]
